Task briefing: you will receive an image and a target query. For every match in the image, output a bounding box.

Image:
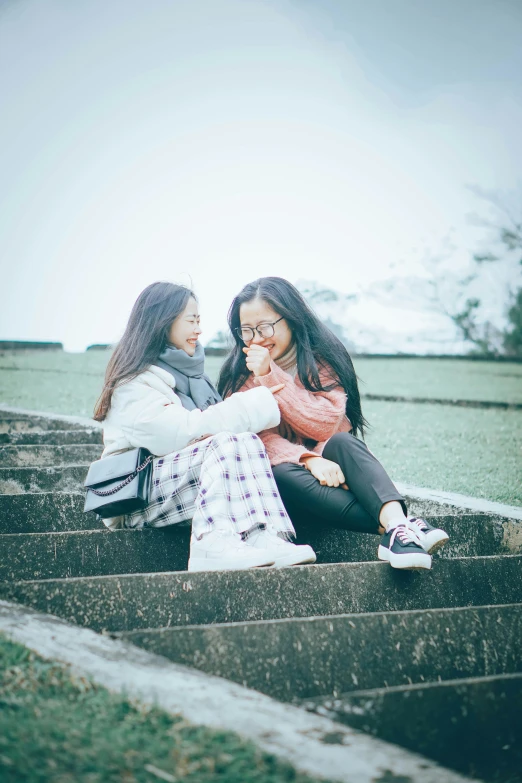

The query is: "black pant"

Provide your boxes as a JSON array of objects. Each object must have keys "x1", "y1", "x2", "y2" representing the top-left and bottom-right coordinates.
[{"x1": 272, "y1": 432, "x2": 407, "y2": 536}]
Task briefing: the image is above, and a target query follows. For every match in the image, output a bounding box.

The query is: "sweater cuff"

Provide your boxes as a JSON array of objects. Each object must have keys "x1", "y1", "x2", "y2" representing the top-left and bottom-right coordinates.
[
  {"x1": 298, "y1": 450, "x2": 321, "y2": 463},
  {"x1": 270, "y1": 447, "x2": 320, "y2": 467},
  {"x1": 253, "y1": 363, "x2": 291, "y2": 387}
]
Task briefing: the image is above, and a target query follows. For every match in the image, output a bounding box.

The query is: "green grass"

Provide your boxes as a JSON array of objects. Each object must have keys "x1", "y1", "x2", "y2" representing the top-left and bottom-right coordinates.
[
  {"x1": 0, "y1": 352, "x2": 225, "y2": 418},
  {"x1": 0, "y1": 350, "x2": 111, "y2": 418},
  {"x1": 353, "y1": 358, "x2": 522, "y2": 404},
  {"x1": 364, "y1": 400, "x2": 522, "y2": 505},
  {"x1": 0, "y1": 633, "x2": 331, "y2": 783},
  {"x1": 1, "y1": 350, "x2": 520, "y2": 505}
]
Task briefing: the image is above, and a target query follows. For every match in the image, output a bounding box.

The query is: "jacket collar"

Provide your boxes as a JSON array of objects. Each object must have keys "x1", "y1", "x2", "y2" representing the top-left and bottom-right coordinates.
[{"x1": 147, "y1": 364, "x2": 177, "y2": 388}]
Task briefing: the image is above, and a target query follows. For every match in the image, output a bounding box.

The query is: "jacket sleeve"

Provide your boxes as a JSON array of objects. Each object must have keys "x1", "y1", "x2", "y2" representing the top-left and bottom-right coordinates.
[
  {"x1": 253, "y1": 363, "x2": 347, "y2": 442},
  {"x1": 110, "y1": 380, "x2": 281, "y2": 456}
]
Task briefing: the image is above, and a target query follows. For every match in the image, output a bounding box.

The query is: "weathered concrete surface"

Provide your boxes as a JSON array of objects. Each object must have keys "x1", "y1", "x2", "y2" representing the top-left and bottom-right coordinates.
[
  {"x1": 302, "y1": 674, "x2": 522, "y2": 783},
  {"x1": 0, "y1": 417, "x2": 88, "y2": 434},
  {"x1": 0, "y1": 524, "x2": 516, "y2": 584},
  {"x1": 0, "y1": 404, "x2": 101, "y2": 430},
  {"x1": 0, "y1": 428, "x2": 103, "y2": 445},
  {"x1": 0, "y1": 528, "x2": 189, "y2": 580},
  {"x1": 0, "y1": 443, "x2": 102, "y2": 467},
  {"x1": 3, "y1": 555, "x2": 521, "y2": 633},
  {"x1": 400, "y1": 484, "x2": 522, "y2": 522},
  {"x1": 119, "y1": 603, "x2": 522, "y2": 701},
  {"x1": 0, "y1": 492, "x2": 89, "y2": 533},
  {"x1": 1, "y1": 405, "x2": 519, "y2": 781},
  {"x1": 1, "y1": 482, "x2": 519, "y2": 557},
  {"x1": 3, "y1": 460, "x2": 518, "y2": 523},
  {"x1": 0, "y1": 600, "x2": 480, "y2": 783},
  {"x1": 2, "y1": 486, "x2": 520, "y2": 562},
  {"x1": 297, "y1": 513, "x2": 521, "y2": 561},
  {"x1": 0, "y1": 465, "x2": 87, "y2": 493}
]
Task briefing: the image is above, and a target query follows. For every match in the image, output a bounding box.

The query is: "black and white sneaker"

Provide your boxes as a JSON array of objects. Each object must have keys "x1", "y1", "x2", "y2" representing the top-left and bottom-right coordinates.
[
  {"x1": 378, "y1": 524, "x2": 432, "y2": 570},
  {"x1": 407, "y1": 517, "x2": 449, "y2": 554}
]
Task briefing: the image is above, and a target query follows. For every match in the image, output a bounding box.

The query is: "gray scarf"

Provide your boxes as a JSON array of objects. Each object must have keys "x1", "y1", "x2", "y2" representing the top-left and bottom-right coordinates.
[{"x1": 156, "y1": 342, "x2": 222, "y2": 411}]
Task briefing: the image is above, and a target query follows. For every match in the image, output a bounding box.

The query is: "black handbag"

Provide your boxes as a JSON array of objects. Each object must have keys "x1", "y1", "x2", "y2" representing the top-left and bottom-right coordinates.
[{"x1": 83, "y1": 447, "x2": 153, "y2": 518}]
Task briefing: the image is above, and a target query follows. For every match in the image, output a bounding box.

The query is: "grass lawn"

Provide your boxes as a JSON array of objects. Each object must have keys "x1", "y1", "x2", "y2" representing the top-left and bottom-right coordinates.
[
  {"x1": 364, "y1": 400, "x2": 522, "y2": 505},
  {"x1": 1, "y1": 350, "x2": 520, "y2": 505},
  {"x1": 353, "y1": 358, "x2": 522, "y2": 404},
  {"x1": 0, "y1": 633, "x2": 330, "y2": 783}
]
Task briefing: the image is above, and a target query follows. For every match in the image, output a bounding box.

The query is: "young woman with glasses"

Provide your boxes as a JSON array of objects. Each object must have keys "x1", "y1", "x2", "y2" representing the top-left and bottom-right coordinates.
[
  {"x1": 93, "y1": 281, "x2": 316, "y2": 572},
  {"x1": 218, "y1": 277, "x2": 449, "y2": 570}
]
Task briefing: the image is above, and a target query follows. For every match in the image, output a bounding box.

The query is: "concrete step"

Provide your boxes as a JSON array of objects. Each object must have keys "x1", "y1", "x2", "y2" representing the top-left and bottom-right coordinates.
[
  {"x1": 3, "y1": 460, "x2": 517, "y2": 553},
  {"x1": 0, "y1": 493, "x2": 89, "y2": 533},
  {"x1": 0, "y1": 465, "x2": 87, "y2": 493},
  {"x1": 0, "y1": 527, "x2": 189, "y2": 581},
  {"x1": 301, "y1": 673, "x2": 522, "y2": 783},
  {"x1": 0, "y1": 444, "x2": 102, "y2": 467},
  {"x1": 0, "y1": 429, "x2": 103, "y2": 446},
  {"x1": 0, "y1": 417, "x2": 86, "y2": 433},
  {"x1": 297, "y1": 512, "x2": 521, "y2": 561},
  {"x1": 2, "y1": 554, "x2": 520, "y2": 632},
  {"x1": 117, "y1": 603, "x2": 522, "y2": 702},
  {"x1": 2, "y1": 511, "x2": 522, "y2": 581},
  {"x1": 0, "y1": 483, "x2": 518, "y2": 565}
]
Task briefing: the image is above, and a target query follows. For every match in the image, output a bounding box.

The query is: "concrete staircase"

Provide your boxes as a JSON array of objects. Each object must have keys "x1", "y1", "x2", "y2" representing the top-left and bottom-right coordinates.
[{"x1": 1, "y1": 409, "x2": 521, "y2": 782}]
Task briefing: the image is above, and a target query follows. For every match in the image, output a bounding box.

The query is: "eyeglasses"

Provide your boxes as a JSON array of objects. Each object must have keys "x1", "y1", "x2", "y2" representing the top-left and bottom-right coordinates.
[{"x1": 236, "y1": 317, "x2": 284, "y2": 343}]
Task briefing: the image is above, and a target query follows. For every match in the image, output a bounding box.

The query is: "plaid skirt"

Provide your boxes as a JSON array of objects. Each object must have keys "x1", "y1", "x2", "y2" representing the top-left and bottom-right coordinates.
[{"x1": 125, "y1": 431, "x2": 296, "y2": 540}]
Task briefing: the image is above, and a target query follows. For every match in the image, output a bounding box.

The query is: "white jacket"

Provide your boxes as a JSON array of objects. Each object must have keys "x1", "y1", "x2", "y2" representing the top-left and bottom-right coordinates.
[
  {"x1": 102, "y1": 365, "x2": 280, "y2": 458},
  {"x1": 99, "y1": 365, "x2": 280, "y2": 530}
]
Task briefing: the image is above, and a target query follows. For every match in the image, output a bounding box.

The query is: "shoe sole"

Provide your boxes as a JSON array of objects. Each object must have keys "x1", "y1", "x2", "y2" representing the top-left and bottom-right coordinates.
[
  {"x1": 377, "y1": 545, "x2": 432, "y2": 570},
  {"x1": 272, "y1": 551, "x2": 317, "y2": 568},
  {"x1": 187, "y1": 557, "x2": 275, "y2": 573},
  {"x1": 425, "y1": 534, "x2": 450, "y2": 554}
]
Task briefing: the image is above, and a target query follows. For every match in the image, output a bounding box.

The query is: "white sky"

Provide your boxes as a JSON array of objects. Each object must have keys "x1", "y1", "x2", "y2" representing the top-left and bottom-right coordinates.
[{"x1": 1, "y1": 0, "x2": 521, "y2": 350}]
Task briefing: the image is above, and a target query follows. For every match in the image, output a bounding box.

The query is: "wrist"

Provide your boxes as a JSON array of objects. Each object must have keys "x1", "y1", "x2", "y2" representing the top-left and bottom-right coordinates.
[
  {"x1": 254, "y1": 366, "x2": 273, "y2": 380},
  {"x1": 300, "y1": 455, "x2": 320, "y2": 468}
]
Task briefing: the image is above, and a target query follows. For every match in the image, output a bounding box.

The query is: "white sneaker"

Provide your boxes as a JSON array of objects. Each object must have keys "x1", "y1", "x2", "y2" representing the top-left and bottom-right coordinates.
[
  {"x1": 187, "y1": 529, "x2": 275, "y2": 572},
  {"x1": 246, "y1": 529, "x2": 317, "y2": 568}
]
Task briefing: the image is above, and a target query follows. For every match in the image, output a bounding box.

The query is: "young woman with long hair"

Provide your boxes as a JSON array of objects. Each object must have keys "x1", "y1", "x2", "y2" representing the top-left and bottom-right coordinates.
[
  {"x1": 93, "y1": 281, "x2": 316, "y2": 572},
  {"x1": 218, "y1": 277, "x2": 449, "y2": 570}
]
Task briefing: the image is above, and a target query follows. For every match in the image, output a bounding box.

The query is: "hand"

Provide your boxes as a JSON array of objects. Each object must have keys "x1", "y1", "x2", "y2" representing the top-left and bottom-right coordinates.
[
  {"x1": 301, "y1": 456, "x2": 349, "y2": 489},
  {"x1": 268, "y1": 384, "x2": 285, "y2": 395},
  {"x1": 243, "y1": 345, "x2": 271, "y2": 377}
]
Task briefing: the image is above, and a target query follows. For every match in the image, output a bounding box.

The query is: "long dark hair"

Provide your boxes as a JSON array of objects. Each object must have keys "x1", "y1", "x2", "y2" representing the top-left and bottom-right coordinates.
[
  {"x1": 93, "y1": 281, "x2": 194, "y2": 421},
  {"x1": 217, "y1": 277, "x2": 368, "y2": 437}
]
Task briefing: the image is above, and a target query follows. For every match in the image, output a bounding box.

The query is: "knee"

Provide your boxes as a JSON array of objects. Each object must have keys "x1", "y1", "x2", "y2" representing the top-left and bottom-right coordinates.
[
  {"x1": 271, "y1": 461, "x2": 303, "y2": 487},
  {"x1": 328, "y1": 432, "x2": 357, "y2": 449},
  {"x1": 206, "y1": 431, "x2": 234, "y2": 449},
  {"x1": 325, "y1": 432, "x2": 366, "y2": 460},
  {"x1": 209, "y1": 431, "x2": 261, "y2": 449}
]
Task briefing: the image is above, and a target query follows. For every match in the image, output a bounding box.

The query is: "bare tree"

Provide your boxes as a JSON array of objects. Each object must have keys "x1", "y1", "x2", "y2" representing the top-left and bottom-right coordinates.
[{"x1": 422, "y1": 187, "x2": 522, "y2": 355}]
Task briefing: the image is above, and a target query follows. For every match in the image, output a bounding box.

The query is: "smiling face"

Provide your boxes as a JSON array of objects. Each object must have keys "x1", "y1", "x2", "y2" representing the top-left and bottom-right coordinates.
[
  {"x1": 239, "y1": 297, "x2": 293, "y2": 361},
  {"x1": 168, "y1": 296, "x2": 202, "y2": 356}
]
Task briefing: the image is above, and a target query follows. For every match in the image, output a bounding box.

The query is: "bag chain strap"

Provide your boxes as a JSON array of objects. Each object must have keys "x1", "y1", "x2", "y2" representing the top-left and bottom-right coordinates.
[{"x1": 89, "y1": 455, "x2": 153, "y2": 497}]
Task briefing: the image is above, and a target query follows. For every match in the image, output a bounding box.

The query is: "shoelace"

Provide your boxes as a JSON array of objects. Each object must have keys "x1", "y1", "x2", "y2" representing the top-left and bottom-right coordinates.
[
  {"x1": 215, "y1": 529, "x2": 243, "y2": 538},
  {"x1": 195, "y1": 530, "x2": 242, "y2": 544},
  {"x1": 388, "y1": 524, "x2": 422, "y2": 548},
  {"x1": 409, "y1": 517, "x2": 429, "y2": 532}
]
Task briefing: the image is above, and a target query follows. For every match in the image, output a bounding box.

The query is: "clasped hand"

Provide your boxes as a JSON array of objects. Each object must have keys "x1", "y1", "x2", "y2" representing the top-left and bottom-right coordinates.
[
  {"x1": 242, "y1": 344, "x2": 271, "y2": 377},
  {"x1": 302, "y1": 456, "x2": 349, "y2": 490}
]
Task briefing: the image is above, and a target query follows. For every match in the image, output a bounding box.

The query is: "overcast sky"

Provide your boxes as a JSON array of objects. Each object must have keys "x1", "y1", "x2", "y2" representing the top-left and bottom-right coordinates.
[{"x1": 1, "y1": 0, "x2": 521, "y2": 350}]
